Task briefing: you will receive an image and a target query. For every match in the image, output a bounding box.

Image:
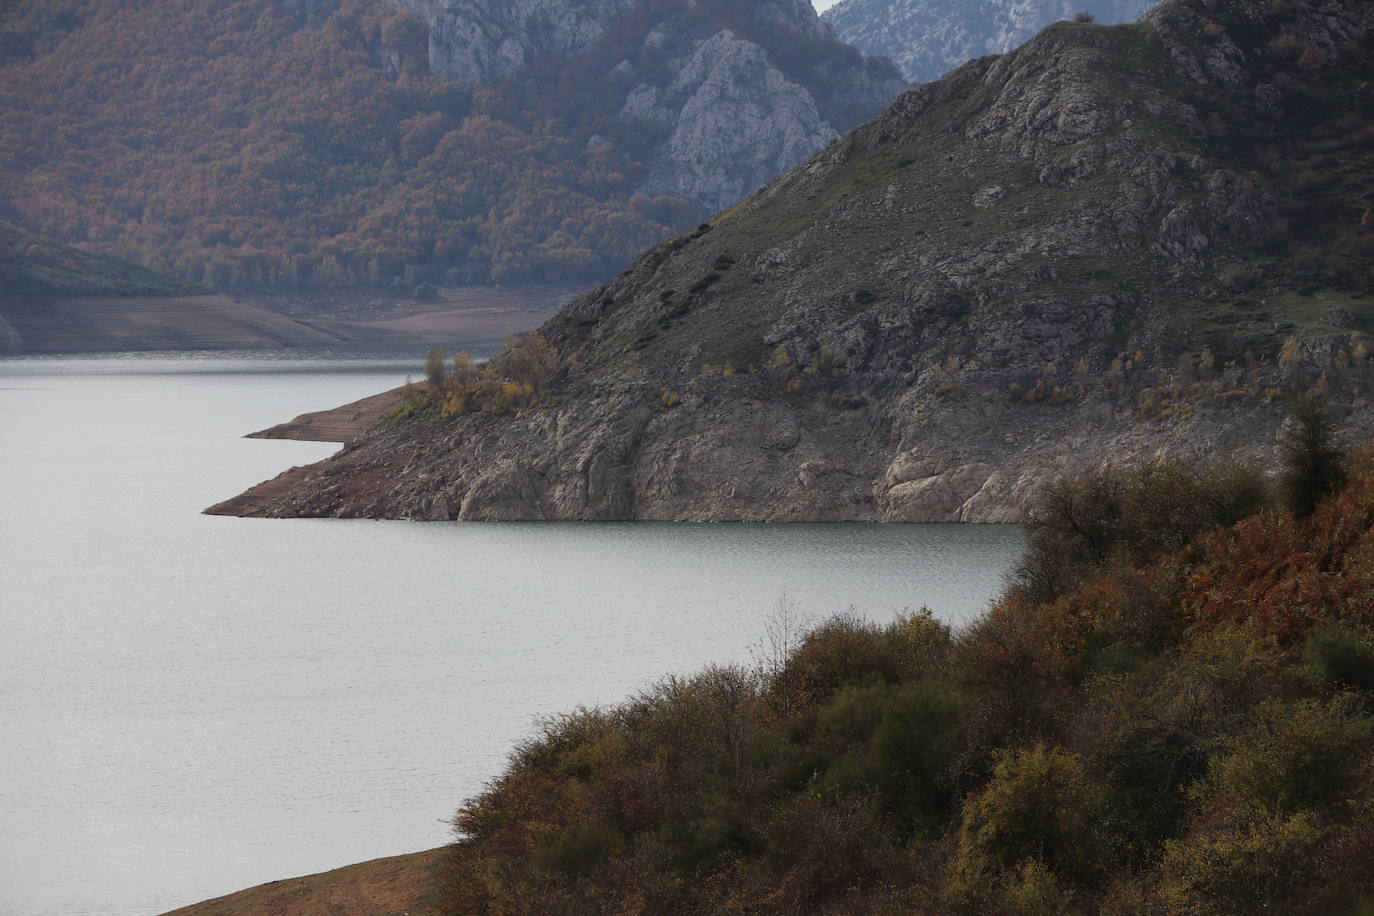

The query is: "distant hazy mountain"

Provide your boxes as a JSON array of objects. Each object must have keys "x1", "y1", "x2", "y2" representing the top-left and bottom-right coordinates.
[{"x1": 823, "y1": 0, "x2": 1155, "y2": 81}]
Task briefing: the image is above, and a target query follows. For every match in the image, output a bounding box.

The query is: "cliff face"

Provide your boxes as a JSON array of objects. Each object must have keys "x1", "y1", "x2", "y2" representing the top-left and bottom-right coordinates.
[
  {"x1": 211, "y1": 0, "x2": 1374, "y2": 523},
  {"x1": 825, "y1": 0, "x2": 1155, "y2": 82},
  {"x1": 389, "y1": 0, "x2": 906, "y2": 211},
  {"x1": 399, "y1": 0, "x2": 839, "y2": 86},
  {"x1": 620, "y1": 31, "x2": 835, "y2": 211},
  {"x1": 396, "y1": 0, "x2": 639, "y2": 85}
]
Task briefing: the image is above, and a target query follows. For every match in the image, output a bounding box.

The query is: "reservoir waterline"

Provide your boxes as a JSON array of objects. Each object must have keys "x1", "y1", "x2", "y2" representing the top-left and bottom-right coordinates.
[{"x1": 0, "y1": 348, "x2": 1025, "y2": 916}]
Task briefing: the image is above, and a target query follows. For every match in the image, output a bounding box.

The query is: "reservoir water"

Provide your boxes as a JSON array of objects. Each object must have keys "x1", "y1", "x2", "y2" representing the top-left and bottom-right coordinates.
[{"x1": 0, "y1": 347, "x2": 1025, "y2": 916}]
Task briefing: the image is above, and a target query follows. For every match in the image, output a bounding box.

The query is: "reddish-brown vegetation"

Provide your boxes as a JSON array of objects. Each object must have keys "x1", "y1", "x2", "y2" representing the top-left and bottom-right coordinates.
[{"x1": 433, "y1": 447, "x2": 1374, "y2": 914}]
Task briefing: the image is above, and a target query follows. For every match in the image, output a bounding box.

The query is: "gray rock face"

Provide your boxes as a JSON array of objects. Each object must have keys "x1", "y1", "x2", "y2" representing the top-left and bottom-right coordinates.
[
  {"x1": 213, "y1": 0, "x2": 1374, "y2": 524},
  {"x1": 394, "y1": 0, "x2": 638, "y2": 85},
  {"x1": 825, "y1": 0, "x2": 1156, "y2": 82},
  {"x1": 385, "y1": 0, "x2": 905, "y2": 211},
  {"x1": 622, "y1": 31, "x2": 837, "y2": 212}
]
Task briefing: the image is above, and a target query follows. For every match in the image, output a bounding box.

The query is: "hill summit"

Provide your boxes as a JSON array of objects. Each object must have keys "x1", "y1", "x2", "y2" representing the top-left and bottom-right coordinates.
[{"x1": 824, "y1": 0, "x2": 1156, "y2": 82}]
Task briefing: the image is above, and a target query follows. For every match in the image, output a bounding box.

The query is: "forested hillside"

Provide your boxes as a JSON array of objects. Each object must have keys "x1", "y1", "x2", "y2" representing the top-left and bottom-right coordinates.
[
  {"x1": 0, "y1": 0, "x2": 899, "y2": 290},
  {"x1": 0, "y1": 220, "x2": 195, "y2": 299}
]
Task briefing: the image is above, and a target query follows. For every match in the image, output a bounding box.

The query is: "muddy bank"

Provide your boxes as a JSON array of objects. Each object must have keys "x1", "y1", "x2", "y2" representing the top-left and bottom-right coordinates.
[
  {"x1": 0, "y1": 284, "x2": 572, "y2": 354},
  {"x1": 247, "y1": 387, "x2": 408, "y2": 444},
  {"x1": 1, "y1": 294, "x2": 345, "y2": 353}
]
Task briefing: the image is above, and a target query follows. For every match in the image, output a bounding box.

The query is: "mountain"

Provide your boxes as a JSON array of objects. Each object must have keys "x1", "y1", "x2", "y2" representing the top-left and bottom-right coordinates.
[
  {"x1": 824, "y1": 0, "x2": 1156, "y2": 82},
  {"x1": 0, "y1": 0, "x2": 902, "y2": 290},
  {"x1": 210, "y1": 0, "x2": 1374, "y2": 524}
]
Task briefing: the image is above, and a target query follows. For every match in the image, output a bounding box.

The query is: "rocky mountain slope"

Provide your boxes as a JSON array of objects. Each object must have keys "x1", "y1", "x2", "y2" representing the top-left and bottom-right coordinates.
[
  {"x1": 392, "y1": 0, "x2": 904, "y2": 211},
  {"x1": 211, "y1": 0, "x2": 1374, "y2": 524},
  {"x1": 825, "y1": 0, "x2": 1155, "y2": 81},
  {"x1": 0, "y1": 0, "x2": 900, "y2": 288}
]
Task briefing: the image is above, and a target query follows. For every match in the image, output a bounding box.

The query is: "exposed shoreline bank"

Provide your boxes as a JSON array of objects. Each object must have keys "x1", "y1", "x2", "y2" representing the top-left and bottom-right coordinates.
[
  {"x1": 158, "y1": 848, "x2": 447, "y2": 916},
  {"x1": 0, "y1": 284, "x2": 569, "y2": 355}
]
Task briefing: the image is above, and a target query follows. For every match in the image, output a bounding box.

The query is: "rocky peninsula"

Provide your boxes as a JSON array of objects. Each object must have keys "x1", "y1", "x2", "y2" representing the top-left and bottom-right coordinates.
[{"x1": 211, "y1": 0, "x2": 1374, "y2": 523}]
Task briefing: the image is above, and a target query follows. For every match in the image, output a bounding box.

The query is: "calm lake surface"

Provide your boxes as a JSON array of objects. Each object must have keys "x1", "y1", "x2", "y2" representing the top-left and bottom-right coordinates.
[{"x1": 0, "y1": 346, "x2": 1025, "y2": 916}]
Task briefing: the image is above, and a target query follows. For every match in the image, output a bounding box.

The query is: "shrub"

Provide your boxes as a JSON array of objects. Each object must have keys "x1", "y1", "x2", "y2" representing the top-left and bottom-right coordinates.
[
  {"x1": 1218, "y1": 261, "x2": 1260, "y2": 290},
  {"x1": 951, "y1": 745, "x2": 1106, "y2": 903},
  {"x1": 1201, "y1": 696, "x2": 1372, "y2": 815},
  {"x1": 1306, "y1": 629, "x2": 1374, "y2": 693},
  {"x1": 533, "y1": 819, "x2": 622, "y2": 876},
  {"x1": 1269, "y1": 34, "x2": 1304, "y2": 61},
  {"x1": 1074, "y1": 11, "x2": 1096, "y2": 23},
  {"x1": 1158, "y1": 811, "x2": 1331, "y2": 916},
  {"x1": 766, "y1": 614, "x2": 912, "y2": 710},
  {"x1": 808, "y1": 681, "x2": 962, "y2": 837},
  {"x1": 1013, "y1": 460, "x2": 1269, "y2": 603},
  {"x1": 690, "y1": 272, "x2": 721, "y2": 293}
]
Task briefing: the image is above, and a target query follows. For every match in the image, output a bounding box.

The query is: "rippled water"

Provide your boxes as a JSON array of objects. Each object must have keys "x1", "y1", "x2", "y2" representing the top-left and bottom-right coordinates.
[{"x1": 0, "y1": 347, "x2": 1024, "y2": 916}]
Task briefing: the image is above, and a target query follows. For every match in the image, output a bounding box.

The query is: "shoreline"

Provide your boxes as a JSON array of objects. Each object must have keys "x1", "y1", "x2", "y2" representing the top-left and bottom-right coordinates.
[
  {"x1": 0, "y1": 284, "x2": 569, "y2": 355},
  {"x1": 245, "y1": 387, "x2": 408, "y2": 444}
]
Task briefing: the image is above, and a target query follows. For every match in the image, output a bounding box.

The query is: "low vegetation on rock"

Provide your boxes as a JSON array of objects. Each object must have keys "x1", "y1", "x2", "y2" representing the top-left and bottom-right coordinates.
[{"x1": 436, "y1": 429, "x2": 1374, "y2": 914}]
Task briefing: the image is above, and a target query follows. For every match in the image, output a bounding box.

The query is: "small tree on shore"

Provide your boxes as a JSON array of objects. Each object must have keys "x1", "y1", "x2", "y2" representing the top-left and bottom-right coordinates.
[
  {"x1": 1279, "y1": 397, "x2": 1347, "y2": 516},
  {"x1": 424, "y1": 346, "x2": 447, "y2": 389}
]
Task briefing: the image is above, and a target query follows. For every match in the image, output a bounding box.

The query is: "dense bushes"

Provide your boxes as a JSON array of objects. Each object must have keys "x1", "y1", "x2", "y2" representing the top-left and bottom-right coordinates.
[
  {"x1": 1012, "y1": 458, "x2": 1270, "y2": 604},
  {"x1": 436, "y1": 443, "x2": 1374, "y2": 914}
]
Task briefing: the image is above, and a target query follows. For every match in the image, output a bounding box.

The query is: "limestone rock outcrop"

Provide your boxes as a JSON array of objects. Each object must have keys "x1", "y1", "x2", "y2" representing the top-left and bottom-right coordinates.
[{"x1": 388, "y1": 0, "x2": 906, "y2": 210}]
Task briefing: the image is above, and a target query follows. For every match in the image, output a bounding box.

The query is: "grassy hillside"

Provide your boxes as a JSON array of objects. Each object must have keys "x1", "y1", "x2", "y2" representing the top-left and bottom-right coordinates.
[{"x1": 436, "y1": 433, "x2": 1374, "y2": 913}]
